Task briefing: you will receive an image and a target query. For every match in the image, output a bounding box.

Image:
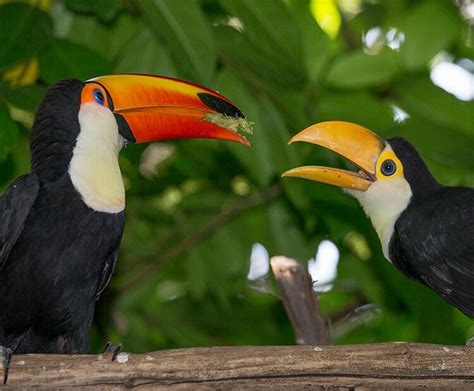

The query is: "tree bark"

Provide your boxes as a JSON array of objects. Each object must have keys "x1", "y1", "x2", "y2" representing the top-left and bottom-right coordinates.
[
  {"x1": 2, "y1": 343, "x2": 473, "y2": 389},
  {"x1": 271, "y1": 255, "x2": 331, "y2": 345}
]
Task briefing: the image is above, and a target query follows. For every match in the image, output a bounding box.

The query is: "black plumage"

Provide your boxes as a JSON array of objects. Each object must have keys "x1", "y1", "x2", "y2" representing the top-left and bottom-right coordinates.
[
  {"x1": 0, "y1": 80, "x2": 124, "y2": 354},
  {"x1": 388, "y1": 139, "x2": 474, "y2": 318}
]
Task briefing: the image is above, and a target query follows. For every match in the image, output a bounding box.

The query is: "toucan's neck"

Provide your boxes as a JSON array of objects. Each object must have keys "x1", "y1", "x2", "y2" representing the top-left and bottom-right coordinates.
[
  {"x1": 69, "y1": 103, "x2": 125, "y2": 214},
  {"x1": 30, "y1": 79, "x2": 84, "y2": 183}
]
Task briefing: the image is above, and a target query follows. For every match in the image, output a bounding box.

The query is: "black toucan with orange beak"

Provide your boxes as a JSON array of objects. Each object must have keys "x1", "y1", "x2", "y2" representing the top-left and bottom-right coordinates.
[
  {"x1": 284, "y1": 121, "x2": 473, "y2": 319},
  {"x1": 0, "y1": 74, "x2": 249, "y2": 382}
]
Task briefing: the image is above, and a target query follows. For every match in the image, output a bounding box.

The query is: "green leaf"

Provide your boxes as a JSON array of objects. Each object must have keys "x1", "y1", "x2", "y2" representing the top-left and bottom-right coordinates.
[
  {"x1": 221, "y1": 0, "x2": 302, "y2": 64},
  {"x1": 66, "y1": 13, "x2": 144, "y2": 62},
  {"x1": 114, "y1": 30, "x2": 177, "y2": 76},
  {"x1": 215, "y1": 26, "x2": 286, "y2": 86},
  {"x1": 288, "y1": 0, "x2": 331, "y2": 82},
  {"x1": 0, "y1": 3, "x2": 53, "y2": 72},
  {"x1": 326, "y1": 51, "x2": 398, "y2": 89},
  {"x1": 0, "y1": 102, "x2": 20, "y2": 162},
  {"x1": 395, "y1": 78, "x2": 474, "y2": 138},
  {"x1": 219, "y1": 0, "x2": 306, "y2": 88},
  {"x1": 398, "y1": 2, "x2": 461, "y2": 71},
  {"x1": 138, "y1": 0, "x2": 216, "y2": 84},
  {"x1": 4, "y1": 85, "x2": 46, "y2": 113},
  {"x1": 315, "y1": 91, "x2": 395, "y2": 134},
  {"x1": 38, "y1": 40, "x2": 111, "y2": 84},
  {"x1": 267, "y1": 200, "x2": 313, "y2": 262},
  {"x1": 64, "y1": 0, "x2": 122, "y2": 22},
  {"x1": 395, "y1": 115, "x2": 474, "y2": 183}
]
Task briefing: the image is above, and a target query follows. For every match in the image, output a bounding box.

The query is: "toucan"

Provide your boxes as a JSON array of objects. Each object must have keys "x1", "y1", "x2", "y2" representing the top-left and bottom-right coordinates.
[
  {"x1": 283, "y1": 121, "x2": 473, "y2": 319},
  {"x1": 0, "y1": 74, "x2": 249, "y2": 382}
]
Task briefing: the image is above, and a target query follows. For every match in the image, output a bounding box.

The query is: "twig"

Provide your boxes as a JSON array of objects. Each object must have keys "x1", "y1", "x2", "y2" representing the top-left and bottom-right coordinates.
[
  {"x1": 270, "y1": 256, "x2": 331, "y2": 346},
  {"x1": 118, "y1": 184, "x2": 283, "y2": 292}
]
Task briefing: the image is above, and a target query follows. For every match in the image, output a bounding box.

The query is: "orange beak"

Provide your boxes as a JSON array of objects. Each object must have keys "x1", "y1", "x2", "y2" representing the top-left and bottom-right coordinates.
[
  {"x1": 282, "y1": 121, "x2": 385, "y2": 191},
  {"x1": 86, "y1": 74, "x2": 250, "y2": 146}
]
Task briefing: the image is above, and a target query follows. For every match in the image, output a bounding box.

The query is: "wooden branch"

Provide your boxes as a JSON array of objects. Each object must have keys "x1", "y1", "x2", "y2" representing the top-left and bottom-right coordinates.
[
  {"x1": 2, "y1": 343, "x2": 473, "y2": 389},
  {"x1": 271, "y1": 256, "x2": 331, "y2": 346}
]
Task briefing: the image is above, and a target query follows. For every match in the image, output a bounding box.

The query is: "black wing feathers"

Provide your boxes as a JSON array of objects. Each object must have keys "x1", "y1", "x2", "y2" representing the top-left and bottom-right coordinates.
[
  {"x1": 96, "y1": 244, "x2": 121, "y2": 300},
  {"x1": 0, "y1": 174, "x2": 39, "y2": 270},
  {"x1": 391, "y1": 187, "x2": 474, "y2": 318}
]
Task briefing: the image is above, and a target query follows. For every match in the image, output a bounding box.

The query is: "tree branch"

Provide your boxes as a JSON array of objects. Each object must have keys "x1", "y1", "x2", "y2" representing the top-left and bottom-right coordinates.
[
  {"x1": 3, "y1": 344, "x2": 474, "y2": 388},
  {"x1": 271, "y1": 256, "x2": 331, "y2": 346}
]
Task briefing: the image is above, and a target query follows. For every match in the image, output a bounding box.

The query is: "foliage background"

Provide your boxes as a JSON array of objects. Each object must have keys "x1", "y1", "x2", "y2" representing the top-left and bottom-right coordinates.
[{"x1": 0, "y1": 0, "x2": 473, "y2": 352}]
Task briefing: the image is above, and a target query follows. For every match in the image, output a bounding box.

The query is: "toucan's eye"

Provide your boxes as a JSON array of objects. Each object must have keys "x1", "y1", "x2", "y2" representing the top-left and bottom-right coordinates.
[
  {"x1": 93, "y1": 89, "x2": 105, "y2": 105},
  {"x1": 381, "y1": 159, "x2": 396, "y2": 176}
]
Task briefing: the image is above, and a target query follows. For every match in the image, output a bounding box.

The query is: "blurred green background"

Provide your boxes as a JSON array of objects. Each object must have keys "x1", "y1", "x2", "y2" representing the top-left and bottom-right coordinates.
[{"x1": 0, "y1": 0, "x2": 473, "y2": 352}]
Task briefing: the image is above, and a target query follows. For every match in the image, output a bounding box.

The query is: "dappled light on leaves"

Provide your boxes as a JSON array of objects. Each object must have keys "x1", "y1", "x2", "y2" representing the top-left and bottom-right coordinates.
[
  {"x1": 310, "y1": 0, "x2": 340, "y2": 39},
  {"x1": 247, "y1": 243, "x2": 270, "y2": 281},
  {"x1": 343, "y1": 232, "x2": 372, "y2": 261},
  {"x1": 308, "y1": 240, "x2": 340, "y2": 293},
  {"x1": 390, "y1": 105, "x2": 410, "y2": 124},
  {"x1": 430, "y1": 59, "x2": 474, "y2": 101},
  {"x1": 363, "y1": 27, "x2": 405, "y2": 55}
]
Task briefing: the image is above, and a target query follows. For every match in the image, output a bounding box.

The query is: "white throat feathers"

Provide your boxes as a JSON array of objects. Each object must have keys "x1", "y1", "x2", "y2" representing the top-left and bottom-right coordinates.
[
  {"x1": 69, "y1": 103, "x2": 125, "y2": 213},
  {"x1": 346, "y1": 146, "x2": 413, "y2": 261}
]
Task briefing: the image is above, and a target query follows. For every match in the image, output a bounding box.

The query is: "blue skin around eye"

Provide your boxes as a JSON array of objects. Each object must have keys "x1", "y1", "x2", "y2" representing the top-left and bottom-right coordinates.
[{"x1": 93, "y1": 89, "x2": 105, "y2": 105}]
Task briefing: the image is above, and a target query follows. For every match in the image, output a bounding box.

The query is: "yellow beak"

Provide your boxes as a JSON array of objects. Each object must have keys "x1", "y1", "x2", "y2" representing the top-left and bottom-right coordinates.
[{"x1": 282, "y1": 121, "x2": 385, "y2": 191}]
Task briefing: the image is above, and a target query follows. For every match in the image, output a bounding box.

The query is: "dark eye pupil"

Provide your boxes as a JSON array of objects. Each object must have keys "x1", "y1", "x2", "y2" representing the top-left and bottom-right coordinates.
[
  {"x1": 381, "y1": 159, "x2": 396, "y2": 176},
  {"x1": 93, "y1": 88, "x2": 105, "y2": 105}
]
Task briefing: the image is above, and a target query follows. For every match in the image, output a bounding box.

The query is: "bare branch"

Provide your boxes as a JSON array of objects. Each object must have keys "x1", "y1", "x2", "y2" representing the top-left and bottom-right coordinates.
[
  {"x1": 3, "y1": 344, "x2": 474, "y2": 388},
  {"x1": 271, "y1": 256, "x2": 331, "y2": 346}
]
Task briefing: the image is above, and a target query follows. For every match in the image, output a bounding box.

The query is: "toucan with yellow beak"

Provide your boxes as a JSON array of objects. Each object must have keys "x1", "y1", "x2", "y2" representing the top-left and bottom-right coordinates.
[
  {"x1": 283, "y1": 121, "x2": 473, "y2": 319},
  {"x1": 0, "y1": 74, "x2": 249, "y2": 382}
]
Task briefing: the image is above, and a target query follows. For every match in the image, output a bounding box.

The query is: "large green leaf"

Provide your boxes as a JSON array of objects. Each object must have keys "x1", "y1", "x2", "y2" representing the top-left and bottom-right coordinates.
[
  {"x1": 398, "y1": 2, "x2": 461, "y2": 71},
  {"x1": 4, "y1": 85, "x2": 46, "y2": 113},
  {"x1": 64, "y1": 0, "x2": 121, "y2": 22},
  {"x1": 215, "y1": 26, "x2": 299, "y2": 88},
  {"x1": 395, "y1": 79, "x2": 474, "y2": 138},
  {"x1": 114, "y1": 30, "x2": 177, "y2": 76},
  {"x1": 314, "y1": 91, "x2": 395, "y2": 134},
  {"x1": 395, "y1": 115, "x2": 474, "y2": 185},
  {"x1": 38, "y1": 40, "x2": 111, "y2": 84},
  {"x1": 0, "y1": 102, "x2": 20, "y2": 162},
  {"x1": 288, "y1": 0, "x2": 331, "y2": 83},
  {"x1": 0, "y1": 3, "x2": 53, "y2": 72},
  {"x1": 138, "y1": 0, "x2": 216, "y2": 84},
  {"x1": 219, "y1": 0, "x2": 306, "y2": 88},
  {"x1": 326, "y1": 51, "x2": 398, "y2": 89},
  {"x1": 66, "y1": 13, "x2": 144, "y2": 62},
  {"x1": 221, "y1": 0, "x2": 302, "y2": 63}
]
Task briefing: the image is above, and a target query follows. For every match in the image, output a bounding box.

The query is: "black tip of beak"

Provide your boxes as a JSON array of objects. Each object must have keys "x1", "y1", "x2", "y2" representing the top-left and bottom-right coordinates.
[{"x1": 198, "y1": 93, "x2": 245, "y2": 119}]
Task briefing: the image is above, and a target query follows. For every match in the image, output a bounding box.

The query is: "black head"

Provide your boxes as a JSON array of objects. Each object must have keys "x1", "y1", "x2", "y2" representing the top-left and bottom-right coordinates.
[
  {"x1": 388, "y1": 137, "x2": 440, "y2": 198},
  {"x1": 30, "y1": 79, "x2": 84, "y2": 182}
]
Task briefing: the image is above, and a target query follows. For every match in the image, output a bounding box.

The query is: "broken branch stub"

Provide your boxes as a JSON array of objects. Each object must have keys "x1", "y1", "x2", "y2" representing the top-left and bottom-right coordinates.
[{"x1": 270, "y1": 256, "x2": 331, "y2": 346}]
